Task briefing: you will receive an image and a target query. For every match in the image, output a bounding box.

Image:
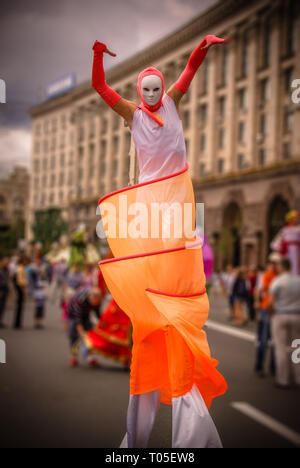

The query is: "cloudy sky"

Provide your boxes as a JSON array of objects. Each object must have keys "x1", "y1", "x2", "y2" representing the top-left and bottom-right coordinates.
[{"x1": 0, "y1": 0, "x2": 217, "y2": 176}]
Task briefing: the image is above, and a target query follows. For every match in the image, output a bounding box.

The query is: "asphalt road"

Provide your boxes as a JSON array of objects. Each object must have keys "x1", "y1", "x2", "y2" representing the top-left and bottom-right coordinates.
[{"x1": 0, "y1": 291, "x2": 299, "y2": 448}]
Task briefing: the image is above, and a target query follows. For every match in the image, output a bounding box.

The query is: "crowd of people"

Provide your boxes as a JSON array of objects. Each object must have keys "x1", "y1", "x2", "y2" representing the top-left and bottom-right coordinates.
[
  {"x1": 0, "y1": 253, "x2": 132, "y2": 370},
  {"x1": 1, "y1": 232, "x2": 299, "y2": 390},
  {"x1": 216, "y1": 256, "x2": 300, "y2": 389}
]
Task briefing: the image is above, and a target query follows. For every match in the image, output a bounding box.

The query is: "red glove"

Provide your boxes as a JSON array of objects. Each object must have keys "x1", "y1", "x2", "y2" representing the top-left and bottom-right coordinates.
[
  {"x1": 174, "y1": 35, "x2": 229, "y2": 94},
  {"x1": 91, "y1": 40, "x2": 122, "y2": 108}
]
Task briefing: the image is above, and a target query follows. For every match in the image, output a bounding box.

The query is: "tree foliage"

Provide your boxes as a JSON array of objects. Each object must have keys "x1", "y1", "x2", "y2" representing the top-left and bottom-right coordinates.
[{"x1": 32, "y1": 208, "x2": 68, "y2": 252}]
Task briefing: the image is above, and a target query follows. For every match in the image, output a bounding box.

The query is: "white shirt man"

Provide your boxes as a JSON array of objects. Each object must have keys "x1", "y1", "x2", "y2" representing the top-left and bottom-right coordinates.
[{"x1": 269, "y1": 259, "x2": 300, "y2": 388}]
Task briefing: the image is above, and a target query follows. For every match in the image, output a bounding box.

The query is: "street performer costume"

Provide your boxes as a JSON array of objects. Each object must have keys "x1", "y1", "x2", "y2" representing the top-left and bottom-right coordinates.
[
  {"x1": 271, "y1": 210, "x2": 300, "y2": 276},
  {"x1": 91, "y1": 34, "x2": 228, "y2": 448}
]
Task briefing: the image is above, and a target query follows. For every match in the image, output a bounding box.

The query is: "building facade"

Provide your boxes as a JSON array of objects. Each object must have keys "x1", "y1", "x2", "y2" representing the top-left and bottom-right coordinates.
[
  {"x1": 0, "y1": 167, "x2": 29, "y2": 232},
  {"x1": 28, "y1": 0, "x2": 300, "y2": 267}
]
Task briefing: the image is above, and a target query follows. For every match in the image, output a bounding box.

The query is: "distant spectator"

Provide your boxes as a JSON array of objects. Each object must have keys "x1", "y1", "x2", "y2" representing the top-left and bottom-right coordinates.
[
  {"x1": 67, "y1": 288, "x2": 102, "y2": 368},
  {"x1": 222, "y1": 264, "x2": 236, "y2": 321},
  {"x1": 0, "y1": 256, "x2": 10, "y2": 328},
  {"x1": 246, "y1": 266, "x2": 257, "y2": 321},
  {"x1": 254, "y1": 260, "x2": 277, "y2": 377},
  {"x1": 66, "y1": 263, "x2": 84, "y2": 295},
  {"x1": 269, "y1": 259, "x2": 300, "y2": 389},
  {"x1": 232, "y1": 267, "x2": 248, "y2": 326},
  {"x1": 33, "y1": 280, "x2": 47, "y2": 329},
  {"x1": 13, "y1": 256, "x2": 28, "y2": 329}
]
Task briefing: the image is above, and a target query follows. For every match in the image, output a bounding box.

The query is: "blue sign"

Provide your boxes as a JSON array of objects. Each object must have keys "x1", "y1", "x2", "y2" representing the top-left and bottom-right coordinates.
[{"x1": 46, "y1": 73, "x2": 76, "y2": 100}]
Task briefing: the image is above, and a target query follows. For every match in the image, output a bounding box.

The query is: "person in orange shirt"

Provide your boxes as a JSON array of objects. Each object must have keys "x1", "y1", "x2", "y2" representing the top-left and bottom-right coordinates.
[{"x1": 254, "y1": 258, "x2": 279, "y2": 377}]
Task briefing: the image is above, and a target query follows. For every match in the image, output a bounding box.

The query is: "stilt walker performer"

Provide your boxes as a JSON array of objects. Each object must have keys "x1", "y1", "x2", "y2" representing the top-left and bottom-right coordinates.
[{"x1": 92, "y1": 34, "x2": 228, "y2": 448}]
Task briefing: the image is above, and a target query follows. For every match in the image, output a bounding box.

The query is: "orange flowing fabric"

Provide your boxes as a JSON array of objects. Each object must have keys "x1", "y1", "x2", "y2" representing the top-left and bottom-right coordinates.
[{"x1": 98, "y1": 164, "x2": 227, "y2": 407}]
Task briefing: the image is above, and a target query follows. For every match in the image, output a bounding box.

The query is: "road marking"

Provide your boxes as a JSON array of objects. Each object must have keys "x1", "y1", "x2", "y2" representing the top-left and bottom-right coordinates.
[
  {"x1": 231, "y1": 402, "x2": 300, "y2": 446},
  {"x1": 205, "y1": 320, "x2": 255, "y2": 343}
]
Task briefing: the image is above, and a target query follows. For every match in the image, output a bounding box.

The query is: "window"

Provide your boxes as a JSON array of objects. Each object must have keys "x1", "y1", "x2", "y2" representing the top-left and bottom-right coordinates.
[
  {"x1": 112, "y1": 159, "x2": 118, "y2": 176},
  {"x1": 100, "y1": 139, "x2": 107, "y2": 158},
  {"x1": 221, "y1": 47, "x2": 228, "y2": 85},
  {"x1": 261, "y1": 78, "x2": 269, "y2": 102},
  {"x1": 59, "y1": 172, "x2": 64, "y2": 185},
  {"x1": 60, "y1": 153, "x2": 65, "y2": 166},
  {"x1": 43, "y1": 140, "x2": 49, "y2": 153},
  {"x1": 218, "y1": 158, "x2": 225, "y2": 174},
  {"x1": 200, "y1": 163, "x2": 206, "y2": 177},
  {"x1": 260, "y1": 113, "x2": 268, "y2": 135},
  {"x1": 44, "y1": 120, "x2": 49, "y2": 134},
  {"x1": 238, "y1": 153, "x2": 245, "y2": 170},
  {"x1": 284, "y1": 67, "x2": 294, "y2": 94},
  {"x1": 183, "y1": 110, "x2": 190, "y2": 129},
  {"x1": 238, "y1": 121, "x2": 246, "y2": 144},
  {"x1": 61, "y1": 114, "x2": 66, "y2": 130},
  {"x1": 198, "y1": 104, "x2": 207, "y2": 127},
  {"x1": 203, "y1": 59, "x2": 209, "y2": 94},
  {"x1": 101, "y1": 117, "x2": 108, "y2": 134},
  {"x1": 78, "y1": 126, "x2": 84, "y2": 142},
  {"x1": 60, "y1": 134, "x2": 65, "y2": 148},
  {"x1": 100, "y1": 161, "x2": 106, "y2": 176},
  {"x1": 284, "y1": 108, "x2": 293, "y2": 133},
  {"x1": 283, "y1": 142, "x2": 292, "y2": 160},
  {"x1": 35, "y1": 141, "x2": 40, "y2": 154},
  {"x1": 262, "y1": 19, "x2": 271, "y2": 68},
  {"x1": 219, "y1": 128, "x2": 225, "y2": 149},
  {"x1": 287, "y1": 0, "x2": 296, "y2": 55},
  {"x1": 51, "y1": 174, "x2": 56, "y2": 187},
  {"x1": 34, "y1": 159, "x2": 40, "y2": 173},
  {"x1": 200, "y1": 133, "x2": 206, "y2": 153},
  {"x1": 50, "y1": 154, "x2": 56, "y2": 170},
  {"x1": 52, "y1": 118, "x2": 57, "y2": 133},
  {"x1": 113, "y1": 136, "x2": 119, "y2": 155},
  {"x1": 78, "y1": 147, "x2": 84, "y2": 162},
  {"x1": 219, "y1": 97, "x2": 226, "y2": 119},
  {"x1": 241, "y1": 30, "x2": 249, "y2": 77},
  {"x1": 259, "y1": 148, "x2": 266, "y2": 166},
  {"x1": 239, "y1": 88, "x2": 247, "y2": 112},
  {"x1": 89, "y1": 119, "x2": 95, "y2": 139},
  {"x1": 185, "y1": 139, "x2": 189, "y2": 157}
]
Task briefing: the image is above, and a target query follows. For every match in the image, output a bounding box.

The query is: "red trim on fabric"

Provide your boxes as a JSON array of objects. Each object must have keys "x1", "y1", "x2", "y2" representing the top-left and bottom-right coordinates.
[
  {"x1": 145, "y1": 288, "x2": 207, "y2": 298},
  {"x1": 98, "y1": 163, "x2": 189, "y2": 205},
  {"x1": 138, "y1": 104, "x2": 164, "y2": 127},
  {"x1": 99, "y1": 239, "x2": 202, "y2": 266}
]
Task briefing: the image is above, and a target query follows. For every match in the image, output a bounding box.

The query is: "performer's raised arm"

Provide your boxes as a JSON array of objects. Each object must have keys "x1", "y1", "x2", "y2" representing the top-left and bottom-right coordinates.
[
  {"x1": 92, "y1": 41, "x2": 137, "y2": 126},
  {"x1": 167, "y1": 35, "x2": 229, "y2": 109}
]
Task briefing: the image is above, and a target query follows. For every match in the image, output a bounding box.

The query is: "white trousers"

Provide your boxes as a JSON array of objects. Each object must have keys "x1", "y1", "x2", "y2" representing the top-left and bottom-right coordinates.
[{"x1": 120, "y1": 384, "x2": 222, "y2": 448}]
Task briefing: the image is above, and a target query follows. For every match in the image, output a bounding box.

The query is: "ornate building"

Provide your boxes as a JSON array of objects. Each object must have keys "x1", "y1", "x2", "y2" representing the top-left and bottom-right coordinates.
[
  {"x1": 0, "y1": 167, "x2": 29, "y2": 232},
  {"x1": 28, "y1": 0, "x2": 300, "y2": 267}
]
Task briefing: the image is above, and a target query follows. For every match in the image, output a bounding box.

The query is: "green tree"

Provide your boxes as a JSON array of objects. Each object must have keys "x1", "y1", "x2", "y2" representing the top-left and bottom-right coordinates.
[
  {"x1": 32, "y1": 208, "x2": 68, "y2": 252},
  {"x1": 0, "y1": 217, "x2": 25, "y2": 256}
]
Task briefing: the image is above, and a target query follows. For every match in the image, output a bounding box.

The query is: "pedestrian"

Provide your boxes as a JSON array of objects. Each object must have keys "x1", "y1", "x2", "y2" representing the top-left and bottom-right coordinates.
[
  {"x1": 13, "y1": 256, "x2": 28, "y2": 329},
  {"x1": 0, "y1": 255, "x2": 10, "y2": 328},
  {"x1": 246, "y1": 266, "x2": 257, "y2": 321},
  {"x1": 67, "y1": 287, "x2": 102, "y2": 368},
  {"x1": 232, "y1": 267, "x2": 248, "y2": 326},
  {"x1": 269, "y1": 258, "x2": 300, "y2": 389},
  {"x1": 254, "y1": 258, "x2": 278, "y2": 377},
  {"x1": 222, "y1": 264, "x2": 237, "y2": 321},
  {"x1": 33, "y1": 280, "x2": 47, "y2": 329}
]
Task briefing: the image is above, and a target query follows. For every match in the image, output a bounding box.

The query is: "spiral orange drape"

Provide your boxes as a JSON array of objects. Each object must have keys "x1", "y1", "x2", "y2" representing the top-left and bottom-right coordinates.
[{"x1": 98, "y1": 164, "x2": 227, "y2": 407}]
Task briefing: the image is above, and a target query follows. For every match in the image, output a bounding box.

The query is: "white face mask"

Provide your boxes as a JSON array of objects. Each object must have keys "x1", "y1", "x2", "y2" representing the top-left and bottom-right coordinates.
[{"x1": 141, "y1": 75, "x2": 162, "y2": 106}]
